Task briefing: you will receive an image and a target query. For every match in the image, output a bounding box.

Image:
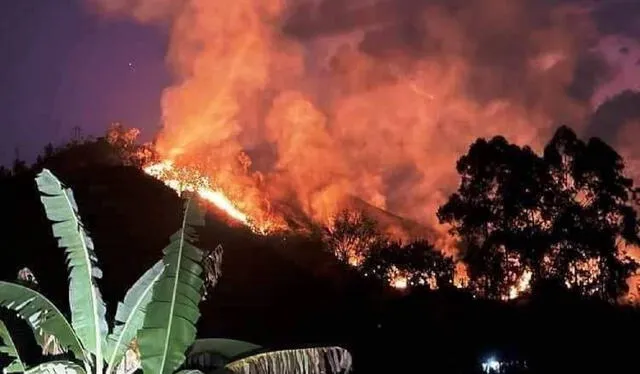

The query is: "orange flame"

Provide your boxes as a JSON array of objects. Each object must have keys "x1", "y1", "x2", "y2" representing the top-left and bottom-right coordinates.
[
  {"x1": 87, "y1": 0, "x2": 604, "y2": 258},
  {"x1": 507, "y1": 269, "x2": 533, "y2": 300},
  {"x1": 143, "y1": 160, "x2": 284, "y2": 234},
  {"x1": 89, "y1": 0, "x2": 640, "y2": 301}
]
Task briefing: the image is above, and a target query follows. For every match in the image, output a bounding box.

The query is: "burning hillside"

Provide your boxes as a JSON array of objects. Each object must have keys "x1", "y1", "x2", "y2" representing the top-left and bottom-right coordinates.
[
  {"x1": 90, "y1": 0, "x2": 640, "y2": 299},
  {"x1": 87, "y1": 0, "x2": 613, "y2": 248},
  {"x1": 143, "y1": 157, "x2": 436, "y2": 238},
  {"x1": 141, "y1": 155, "x2": 444, "y2": 292}
]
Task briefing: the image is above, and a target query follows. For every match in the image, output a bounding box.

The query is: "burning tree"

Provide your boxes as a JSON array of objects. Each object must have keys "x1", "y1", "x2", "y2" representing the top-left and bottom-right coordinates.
[
  {"x1": 360, "y1": 240, "x2": 456, "y2": 290},
  {"x1": 438, "y1": 126, "x2": 640, "y2": 301},
  {"x1": 105, "y1": 123, "x2": 156, "y2": 167},
  {"x1": 325, "y1": 210, "x2": 456, "y2": 291},
  {"x1": 324, "y1": 210, "x2": 386, "y2": 267}
]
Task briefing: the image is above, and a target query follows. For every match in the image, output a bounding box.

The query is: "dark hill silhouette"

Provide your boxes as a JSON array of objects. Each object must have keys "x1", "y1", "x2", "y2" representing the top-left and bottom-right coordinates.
[
  {"x1": 0, "y1": 161, "x2": 383, "y2": 370},
  {"x1": 1, "y1": 141, "x2": 640, "y2": 373}
]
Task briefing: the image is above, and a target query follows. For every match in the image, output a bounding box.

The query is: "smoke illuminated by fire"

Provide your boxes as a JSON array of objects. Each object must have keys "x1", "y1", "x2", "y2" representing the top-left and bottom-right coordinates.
[
  {"x1": 86, "y1": 0, "x2": 608, "y2": 252},
  {"x1": 88, "y1": 0, "x2": 640, "y2": 298}
]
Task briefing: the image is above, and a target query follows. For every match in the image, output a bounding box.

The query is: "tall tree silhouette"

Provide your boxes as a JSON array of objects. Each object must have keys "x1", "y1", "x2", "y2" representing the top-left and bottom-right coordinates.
[
  {"x1": 437, "y1": 136, "x2": 549, "y2": 298},
  {"x1": 438, "y1": 126, "x2": 640, "y2": 301},
  {"x1": 542, "y1": 127, "x2": 639, "y2": 300}
]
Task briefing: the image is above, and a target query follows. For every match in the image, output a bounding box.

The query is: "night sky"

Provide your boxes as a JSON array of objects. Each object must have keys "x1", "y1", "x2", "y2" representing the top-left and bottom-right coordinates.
[
  {"x1": 0, "y1": 0, "x2": 639, "y2": 166},
  {"x1": 0, "y1": 0, "x2": 169, "y2": 165}
]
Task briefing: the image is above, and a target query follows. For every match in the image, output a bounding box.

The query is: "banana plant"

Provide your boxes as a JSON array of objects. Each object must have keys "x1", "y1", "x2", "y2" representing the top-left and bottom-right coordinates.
[
  {"x1": 221, "y1": 346, "x2": 352, "y2": 374},
  {"x1": 36, "y1": 168, "x2": 108, "y2": 373},
  {"x1": 136, "y1": 197, "x2": 213, "y2": 374},
  {"x1": 0, "y1": 170, "x2": 213, "y2": 373},
  {"x1": 128, "y1": 197, "x2": 353, "y2": 374},
  {"x1": 0, "y1": 169, "x2": 354, "y2": 374},
  {"x1": 179, "y1": 338, "x2": 353, "y2": 374},
  {"x1": 105, "y1": 261, "x2": 164, "y2": 373}
]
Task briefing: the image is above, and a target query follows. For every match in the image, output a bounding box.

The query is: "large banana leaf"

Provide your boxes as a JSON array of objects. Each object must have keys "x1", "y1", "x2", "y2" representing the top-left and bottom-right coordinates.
[
  {"x1": 0, "y1": 282, "x2": 86, "y2": 363},
  {"x1": 0, "y1": 319, "x2": 27, "y2": 373},
  {"x1": 35, "y1": 169, "x2": 108, "y2": 370},
  {"x1": 137, "y1": 198, "x2": 213, "y2": 374},
  {"x1": 105, "y1": 261, "x2": 164, "y2": 372},
  {"x1": 223, "y1": 346, "x2": 353, "y2": 374},
  {"x1": 25, "y1": 361, "x2": 86, "y2": 374}
]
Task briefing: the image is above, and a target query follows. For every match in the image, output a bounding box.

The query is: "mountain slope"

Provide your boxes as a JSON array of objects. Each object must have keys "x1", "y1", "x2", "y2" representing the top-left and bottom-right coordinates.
[
  {"x1": 0, "y1": 164, "x2": 378, "y2": 349},
  {"x1": 344, "y1": 196, "x2": 435, "y2": 242}
]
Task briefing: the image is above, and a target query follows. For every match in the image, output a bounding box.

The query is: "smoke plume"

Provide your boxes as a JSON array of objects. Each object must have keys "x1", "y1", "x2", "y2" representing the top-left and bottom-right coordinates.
[{"x1": 87, "y1": 0, "x2": 634, "y2": 252}]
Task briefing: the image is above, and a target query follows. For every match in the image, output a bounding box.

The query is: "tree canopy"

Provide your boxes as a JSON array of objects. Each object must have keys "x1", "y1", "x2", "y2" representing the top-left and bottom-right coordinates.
[
  {"x1": 326, "y1": 209, "x2": 455, "y2": 291},
  {"x1": 360, "y1": 240, "x2": 455, "y2": 290},
  {"x1": 438, "y1": 125, "x2": 640, "y2": 301}
]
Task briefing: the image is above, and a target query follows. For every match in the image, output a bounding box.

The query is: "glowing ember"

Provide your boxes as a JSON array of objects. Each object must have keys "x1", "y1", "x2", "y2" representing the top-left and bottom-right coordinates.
[
  {"x1": 564, "y1": 257, "x2": 603, "y2": 295},
  {"x1": 507, "y1": 269, "x2": 533, "y2": 300},
  {"x1": 386, "y1": 265, "x2": 408, "y2": 289},
  {"x1": 391, "y1": 276, "x2": 408, "y2": 290},
  {"x1": 144, "y1": 160, "x2": 262, "y2": 232}
]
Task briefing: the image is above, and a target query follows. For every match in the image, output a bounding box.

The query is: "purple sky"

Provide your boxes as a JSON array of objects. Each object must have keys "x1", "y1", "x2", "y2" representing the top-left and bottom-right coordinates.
[
  {"x1": 0, "y1": 0, "x2": 170, "y2": 165},
  {"x1": 0, "y1": 0, "x2": 639, "y2": 166}
]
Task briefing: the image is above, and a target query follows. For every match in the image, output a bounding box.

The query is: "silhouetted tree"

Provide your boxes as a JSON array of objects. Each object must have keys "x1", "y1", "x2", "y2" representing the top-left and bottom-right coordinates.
[
  {"x1": 325, "y1": 210, "x2": 386, "y2": 267},
  {"x1": 437, "y1": 135, "x2": 550, "y2": 298},
  {"x1": 361, "y1": 240, "x2": 455, "y2": 290},
  {"x1": 542, "y1": 127, "x2": 640, "y2": 300},
  {"x1": 11, "y1": 158, "x2": 28, "y2": 176},
  {"x1": 43, "y1": 143, "x2": 55, "y2": 159},
  {"x1": 439, "y1": 126, "x2": 640, "y2": 301},
  {"x1": 22, "y1": 125, "x2": 158, "y2": 175}
]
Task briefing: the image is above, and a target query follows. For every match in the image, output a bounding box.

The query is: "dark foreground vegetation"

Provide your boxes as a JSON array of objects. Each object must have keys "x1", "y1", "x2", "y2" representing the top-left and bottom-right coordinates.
[{"x1": 2, "y1": 92, "x2": 640, "y2": 373}]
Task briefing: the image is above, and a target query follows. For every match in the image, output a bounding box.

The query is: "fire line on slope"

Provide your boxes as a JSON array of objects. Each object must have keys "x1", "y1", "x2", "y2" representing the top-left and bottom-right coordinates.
[{"x1": 144, "y1": 160, "x2": 267, "y2": 233}]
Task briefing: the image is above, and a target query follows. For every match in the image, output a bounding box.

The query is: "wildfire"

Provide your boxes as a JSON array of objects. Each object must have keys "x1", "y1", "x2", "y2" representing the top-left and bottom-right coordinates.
[
  {"x1": 143, "y1": 158, "x2": 604, "y2": 300},
  {"x1": 89, "y1": 0, "x2": 640, "y2": 303},
  {"x1": 143, "y1": 160, "x2": 282, "y2": 234}
]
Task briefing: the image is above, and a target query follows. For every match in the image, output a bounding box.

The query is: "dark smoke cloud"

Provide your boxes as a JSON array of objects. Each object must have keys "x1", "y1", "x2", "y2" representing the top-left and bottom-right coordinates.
[
  {"x1": 567, "y1": 51, "x2": 614, "y2": 101},
  {"x1": 587, "y1": 90, "x2": 640, "y2": 200},
  {"x1": 587, "y1": 90, "x2": 640, "y2": 140},
  {"x1": 285, "y1": 0, "x2": 601, "y2": 121},
  {"x1": 284, "y1": 0, "x2": 639, "y2": 104},
  {"x1": 588, "y1": 0, "x2": 640, "y2": 37}
]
